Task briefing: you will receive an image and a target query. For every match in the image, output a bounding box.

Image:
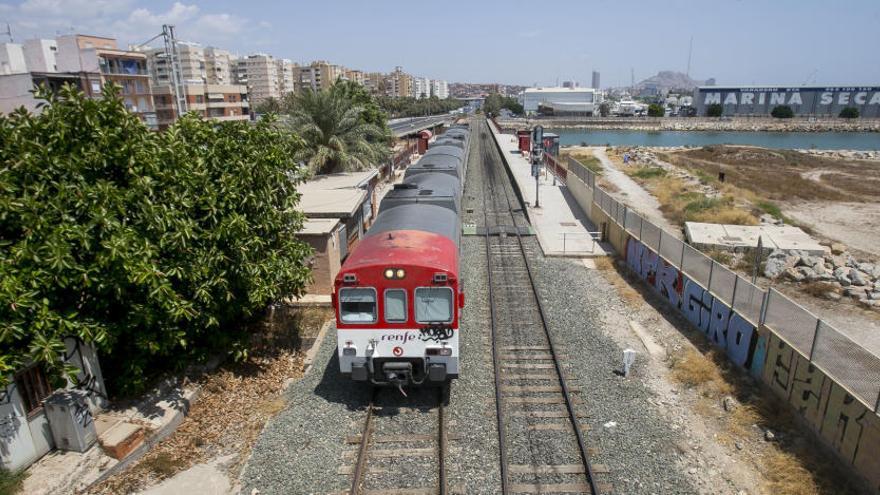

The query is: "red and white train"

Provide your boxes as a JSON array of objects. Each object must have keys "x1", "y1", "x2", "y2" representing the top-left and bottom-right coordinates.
[{"x1": 333, "y1": 124, "x2": 470, "y2": 386}]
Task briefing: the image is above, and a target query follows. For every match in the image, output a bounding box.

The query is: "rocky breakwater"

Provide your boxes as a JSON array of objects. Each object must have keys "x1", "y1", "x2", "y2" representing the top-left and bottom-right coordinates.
[
  {"x1": 797, "y1": 149, "x2": 880, "y2": 160},
  {"x1": 764, "y1": 246, "x2": 880, "y2": 309}
]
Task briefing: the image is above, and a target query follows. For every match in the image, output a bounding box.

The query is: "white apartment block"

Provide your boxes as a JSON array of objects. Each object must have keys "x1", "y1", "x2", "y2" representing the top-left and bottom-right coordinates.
[
  {"x1": 244, "y1": 54, "x2": 280, "y2": 104},
  {"x1": 0, "y1": 43, "x2": 27, "y2": 75},
  {"x1": 431, "y1": 79, "x2": 449, "y2": 99},
  {"x1": 204, "y1": 47, "x2": 235, "y2": 85},
  {"x1": 145, "y1": 42, "x2": 206, "y2": 86},
  {"x1": 412, "y1": 77, "x2": 430, "y2": 99},
  {"x1": 276, "y1": 58, "x2": 296, "y2": 95},
  {"x1": 22, "y1": 39, "x2": 58, "y2": 73}
]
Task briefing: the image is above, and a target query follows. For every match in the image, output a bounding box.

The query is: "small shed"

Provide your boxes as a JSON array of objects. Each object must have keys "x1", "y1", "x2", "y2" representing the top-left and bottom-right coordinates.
[{"x1": 417, "y1": 129, "x2": 433, "y2": 155}]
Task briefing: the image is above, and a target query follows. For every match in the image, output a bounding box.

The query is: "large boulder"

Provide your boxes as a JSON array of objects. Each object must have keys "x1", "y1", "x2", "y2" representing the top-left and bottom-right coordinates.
[
  {"x1": 784, "y1": 267, "x2": 806, "y2": 282},
  {"x1": 834, "y1": 267, "x2": 851, "y2": 286},
  {"x1": 830, "y1": 243, "x2": 846, "y2": 255},
  {"x1": 850, "y1": 270, "x2": 868, "y2": 287}
]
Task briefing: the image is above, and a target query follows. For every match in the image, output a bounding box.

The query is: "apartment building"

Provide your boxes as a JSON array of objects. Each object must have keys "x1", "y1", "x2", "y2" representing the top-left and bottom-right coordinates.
[
  {"x1": 144, "y1": 42, "x2": 206, "y2": 86},
  {"x1": 345, "y1": 69, "x2": 365, "y2": 85},
  {"x1": 431, "y1": 79, "x2": 449, "y2": 99},
  {"x1": 385, "y1": 66, "x2": 412, "y2": 98},
  {"x1": 276, "y1": 58, "x2": 296, "y2": 95},
  {"x1": 363, "y1": 72, "x2": 384, "y2": 95},
  {"x1": 152, "y1": 83, "x2": 248, "y2": 128},
  {"x1": 22, "y1": 39, "x2": 58, "y2": 73},
  {"x1": 294, "y1": 60, "x2": 346, "y2": 92},
  {"x1": 56, "y1": 34, "x2": 156, "y2": 128},
  {"x1": 244, "y1": 54, "x2": 280, "y2": 105},
  {"x1": 0, "y1": 43, "x2": 27, "y2": 75},
  {"x1": 204, "y1": 47, "x2": 235, "y2": 85},
  {"x1": 412, "y1": 76, "x2": 430, "y2": 99}
]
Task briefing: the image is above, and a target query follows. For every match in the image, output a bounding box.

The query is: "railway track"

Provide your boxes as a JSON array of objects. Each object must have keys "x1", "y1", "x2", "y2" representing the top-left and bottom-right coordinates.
[
  {"x1": 478, "y1": 119, "x2": 608, "y2": 494},
  {"x1": 346, "y1": 386, "x2": 449, "y2": 495}
]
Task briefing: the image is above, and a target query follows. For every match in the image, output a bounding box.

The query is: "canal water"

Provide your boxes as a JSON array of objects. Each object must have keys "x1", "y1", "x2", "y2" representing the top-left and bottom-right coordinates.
[{"x1": 551, "y1": 128, "x2": 880, "y2": 150}]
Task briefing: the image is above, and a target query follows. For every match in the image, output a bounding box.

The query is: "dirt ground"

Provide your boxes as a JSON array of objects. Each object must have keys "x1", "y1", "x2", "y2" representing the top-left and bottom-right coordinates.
[
  {"x1": 783, "y1": 201, "x2": 880, "y2": 259},
  {"x1": 88, "y1": 305, "x2": 332, "y2": 495},
  {"x1": 591, "y1": 257, "x2": 866, "y2": 495}
]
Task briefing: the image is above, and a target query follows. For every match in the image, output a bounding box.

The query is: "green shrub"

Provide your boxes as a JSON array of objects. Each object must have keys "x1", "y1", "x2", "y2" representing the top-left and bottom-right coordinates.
[
  {"x1": 647, "y1": 103, "x2": 665, "y2": 117},
  {"x1": 839, "y1": 107, "x2": 859, "y2": 119},
  {"x1": 0, "y1": 85, "x2": 313, "y2": 395},
  {"x1": 631, "y1": 167, "x2": 667, "y2": 179},
  {"x1": 706, "y1": 104, "x2": 723, "y2": 117},
  {"x1": 771, "y1": 105, "x2": 794, "y2": 118},
  {"x1": 0, "y1": 468, "x2": 25, "y2": 495}
]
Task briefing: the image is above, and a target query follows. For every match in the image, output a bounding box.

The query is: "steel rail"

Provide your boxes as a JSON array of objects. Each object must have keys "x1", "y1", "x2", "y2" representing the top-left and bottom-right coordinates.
[
  {"x1": 481, "y1": 118, "x2": 600, "y2": 494},
  {"x1": 481, "y1": 124, "x2": 512, "y2": 494},
  {"x1": 350, "y1": 387, "x2": 377, "y2": 495},
  {"x1": 438, "y1": 384, "x2": 448, "y2": 495}
]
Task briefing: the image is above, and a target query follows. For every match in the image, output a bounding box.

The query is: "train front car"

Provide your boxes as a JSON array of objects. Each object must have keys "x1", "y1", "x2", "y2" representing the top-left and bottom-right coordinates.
[
  {"x1": 334, "y1": 124, "x2": 468, "y2": 387},
  {"x1": 334, "y1": 203, "x2": 462, "y2": 387}
]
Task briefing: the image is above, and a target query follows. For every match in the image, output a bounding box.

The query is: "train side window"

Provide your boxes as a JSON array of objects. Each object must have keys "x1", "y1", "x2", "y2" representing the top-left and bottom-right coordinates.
[
  {"x1": 340, "y1": 288, "x2": 377, "y2": 323},
  {"x1": 415, "y1": 287, "x2": 454, "y2": 323},
  {"x1": 384, "y1": 289, "x2": 407, "y2": 323}
]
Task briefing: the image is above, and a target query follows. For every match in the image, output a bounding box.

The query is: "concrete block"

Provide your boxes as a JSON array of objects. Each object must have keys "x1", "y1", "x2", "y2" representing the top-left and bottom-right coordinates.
[{"x1": 98, "y1": 422, "x2": 144, "y2": 460}]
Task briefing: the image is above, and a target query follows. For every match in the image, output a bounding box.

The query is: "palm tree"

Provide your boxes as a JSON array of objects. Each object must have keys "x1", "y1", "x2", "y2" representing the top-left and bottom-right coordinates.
[{"x1": 285, "y1": 89, "x2": 389, "y2": 175}]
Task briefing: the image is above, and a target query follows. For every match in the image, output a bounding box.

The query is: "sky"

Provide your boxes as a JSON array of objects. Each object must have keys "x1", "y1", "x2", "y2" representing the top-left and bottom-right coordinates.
[{"x1": 1, "y1": 0, "x2": 879, "y2": 87}]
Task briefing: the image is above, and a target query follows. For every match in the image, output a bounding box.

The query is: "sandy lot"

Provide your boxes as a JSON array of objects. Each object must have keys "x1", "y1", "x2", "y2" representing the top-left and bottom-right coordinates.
[{"x1": 783, "y1": 201, "x2": 880, "y2": 259}]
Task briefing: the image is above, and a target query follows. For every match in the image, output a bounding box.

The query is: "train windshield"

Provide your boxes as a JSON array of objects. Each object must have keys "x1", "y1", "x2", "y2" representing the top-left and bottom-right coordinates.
[
  {"x1": 339, "y1": 288, "x2": 377, "y2": 323},
  {"x1": 384, "y1": 289, "x2": 407, "y2": 323},
  {"x1": 415, "y1": 287, "x2": 454, "y2": 323}
]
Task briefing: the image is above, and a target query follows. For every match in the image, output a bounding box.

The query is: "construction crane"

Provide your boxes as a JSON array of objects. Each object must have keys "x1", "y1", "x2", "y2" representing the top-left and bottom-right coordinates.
[{"x1": 802, "y1": 69, "x2": 818, "y2": 86}]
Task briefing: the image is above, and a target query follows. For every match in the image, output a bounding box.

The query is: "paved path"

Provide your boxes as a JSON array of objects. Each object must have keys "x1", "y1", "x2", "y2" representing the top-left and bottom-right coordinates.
[
  {"x1": 491, "y1": 130, "x2": 607, "y2": 257},
  {"x1": 591, "y1": 147, "x2": 682, "y2": 238}
]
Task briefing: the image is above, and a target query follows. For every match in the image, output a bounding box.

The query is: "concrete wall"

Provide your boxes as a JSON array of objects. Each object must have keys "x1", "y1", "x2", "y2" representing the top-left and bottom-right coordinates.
[
  {"x1": 0, "y1": 339, "x2": 106, "y2": 472},
  {"x1": 301, "y1": 229, "x2": 342, "y2": 296},
  {"x1": 564, "y1": 161, "x2": 880, "y2": 493}
]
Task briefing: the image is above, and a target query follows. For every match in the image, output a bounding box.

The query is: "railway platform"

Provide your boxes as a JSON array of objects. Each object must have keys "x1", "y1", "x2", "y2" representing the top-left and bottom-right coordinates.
[{"x1": 490, "y1": 127, "x2": 609, "y2": 258}]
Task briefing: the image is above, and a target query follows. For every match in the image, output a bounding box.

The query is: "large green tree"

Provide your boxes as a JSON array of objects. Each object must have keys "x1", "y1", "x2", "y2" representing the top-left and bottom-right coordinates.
[
  {"x1": 0, "y1": 85, "x2": 313, "y2": 394},
  {"x1": 285, "y1": 87, "x2": 390, "y2": 175}
]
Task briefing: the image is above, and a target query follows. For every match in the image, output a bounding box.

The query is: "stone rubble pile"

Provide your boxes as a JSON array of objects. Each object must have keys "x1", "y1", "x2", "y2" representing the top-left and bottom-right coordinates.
[
  {"x1": 764, "y1": 246, "x2": 880, "y2": 308},
  {"x1": 796, "y1": 149, "x2": 880, "y2": 161}
]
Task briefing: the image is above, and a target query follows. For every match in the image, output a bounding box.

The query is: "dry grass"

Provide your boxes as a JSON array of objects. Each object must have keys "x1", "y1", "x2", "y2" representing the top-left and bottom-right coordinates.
[
  {"x1": 142, "y1": 453, "x2": 179, "y2": 478},
  {"x1": 801, "y1": 281, "x2": 839, "y2": 299},
  {"x1": 649, "y1": 175, "x2": 759, "y2": 227},
  {"x1": 593, "y1": 257, "x2": 614, "y2": 271},
  {"x1": 763, "y1": 451, "x2": 821, "y2": 495},
  {"x1": 563, "y1": 152, "x2": 604, "y2": 175},
  {"x1": 669, "y1": 349, "x2": 733, "y2": 398}
]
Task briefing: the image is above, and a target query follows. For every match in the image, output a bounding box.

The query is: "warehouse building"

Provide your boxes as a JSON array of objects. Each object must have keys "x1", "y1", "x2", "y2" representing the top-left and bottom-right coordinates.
[
  {"x1": 521, "y1": 87, "x2": 598, "y2": 116},
  {"x1": 694, "y1": 85, "x2": 880, "y2": 117}
]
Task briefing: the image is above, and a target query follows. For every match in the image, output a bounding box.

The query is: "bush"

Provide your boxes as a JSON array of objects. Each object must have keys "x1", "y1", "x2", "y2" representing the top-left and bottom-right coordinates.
[
  {"x1": 706, "y1": 103, "x2": 723, "y2": 117},
  {"x1": 0, "y1": 85, "x2": 313, "y2": 395},
  {"x1": 771, "y1": 105, "x2": 794, "y2": 118},
  {"x1": 839, "y1": 107, "x2": 859, "y2": 119},
  {"x1": 647, "y1": 103, "x2": 665, "y2": 117},
  {"x1": 631, "y1": 167, "x2": 667, "y2": 179}
]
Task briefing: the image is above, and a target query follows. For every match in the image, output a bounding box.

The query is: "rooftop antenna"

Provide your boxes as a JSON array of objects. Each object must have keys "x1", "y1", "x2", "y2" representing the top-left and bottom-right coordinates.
[
  {"x1": 686, "y1": 36, "x2": 693, "y2": 78},
  {"x1": 3, "y1": 23, "x2": 13, "y2": 42}
]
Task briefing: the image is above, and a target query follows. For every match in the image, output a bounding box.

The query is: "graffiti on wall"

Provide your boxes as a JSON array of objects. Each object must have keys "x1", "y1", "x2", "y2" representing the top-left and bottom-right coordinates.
[
  {"x1": 625, "y1": 238, "x2": 761, "y2": 371},
  {"x1": 624, "y1": 236, "x2": 880, "y2": 489}
]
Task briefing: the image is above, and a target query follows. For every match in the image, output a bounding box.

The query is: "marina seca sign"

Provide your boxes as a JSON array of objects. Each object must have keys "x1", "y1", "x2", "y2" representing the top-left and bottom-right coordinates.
[{"x1": 701, "y1": 87, "x2": 880, "y2": 106}]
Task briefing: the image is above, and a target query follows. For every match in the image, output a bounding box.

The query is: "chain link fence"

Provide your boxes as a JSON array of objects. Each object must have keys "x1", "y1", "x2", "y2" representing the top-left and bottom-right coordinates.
[{"x1": 566, "y1": 155, "x2": 880, "y2": 412}]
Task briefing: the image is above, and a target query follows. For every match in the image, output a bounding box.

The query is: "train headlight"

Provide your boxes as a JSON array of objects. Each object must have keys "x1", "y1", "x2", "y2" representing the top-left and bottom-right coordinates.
[
  {"x1": 396, "y1": 269, "x2": 405, "y2": 279},
  {"x1": 343, "y1": 341, "x2": 356, "y2": 356},
  {"x1": 384, "y1": 269, "x2": 394, "y2": 279}
]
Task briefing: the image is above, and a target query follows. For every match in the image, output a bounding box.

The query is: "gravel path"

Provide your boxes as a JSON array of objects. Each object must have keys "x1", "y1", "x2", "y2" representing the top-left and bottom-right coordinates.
[
  {"x1": 240, "y1": 120, "x2": 697, "y2": 494},
  {"x1": 591, "y1": 147, "x2": 681, "y2": 237}
]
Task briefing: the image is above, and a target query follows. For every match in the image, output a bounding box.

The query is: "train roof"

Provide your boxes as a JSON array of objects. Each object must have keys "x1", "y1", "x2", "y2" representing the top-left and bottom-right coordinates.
[
  {"x1": 423, "y1": 145, "x2": 465, "y2": 160},
  {"x1": 380, "y1": 183, "x2": 459, "y2": 214},
  {"x1": 340, "y1": 229, "x2": 458, "y2": 276},
  {"x1": 432, "y1": 138, "x2": 465, "y2": 149},
  {"x1": 403, "y1": 172, "x2": 461, "y2": 197},
  {"x1": 366, "y1": 202, "x2": 460, "y2": 247}
]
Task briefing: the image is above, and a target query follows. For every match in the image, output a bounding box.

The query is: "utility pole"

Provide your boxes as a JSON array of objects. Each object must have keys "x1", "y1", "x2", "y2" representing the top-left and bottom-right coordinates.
[
  {"x1": 162, "y1": 24, "x2": 188, "y2": 118},
  {"x1": 3, "y1": 23, "x2": 12, "y2": 43},
  {"x1": 532, "y1": 125, "x2": 544, "y2": 208},
  {"x1": 686, "y1": 36, "x2": 693, "y2": 79}
]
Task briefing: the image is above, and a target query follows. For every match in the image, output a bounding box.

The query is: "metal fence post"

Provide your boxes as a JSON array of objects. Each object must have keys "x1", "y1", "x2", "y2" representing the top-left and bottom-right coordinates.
[
  {"x1": 808, "y1": 319, "x2": 822, "y2": 360},
  {"x1": 730, "y1": 275, "x2": 739, "y2": 308},
  {"x1": 679, "y1": 243, "x2": 686, "y2": 271},
  {"x1": 639, "y1": 217, "x2": 644, "y2": 240},
  {"x1": 707, "y1": 261, "x2": 715, "y2": 291},
  {"x1": 622, "y1": 206, "x2": 627, "y2": 231},
  {"x1": 759, "y1": 289, "x2": 769, "y2": 326},
  {"x1": 657, "y1": 232, "x2": 663, "y2": 257}
]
